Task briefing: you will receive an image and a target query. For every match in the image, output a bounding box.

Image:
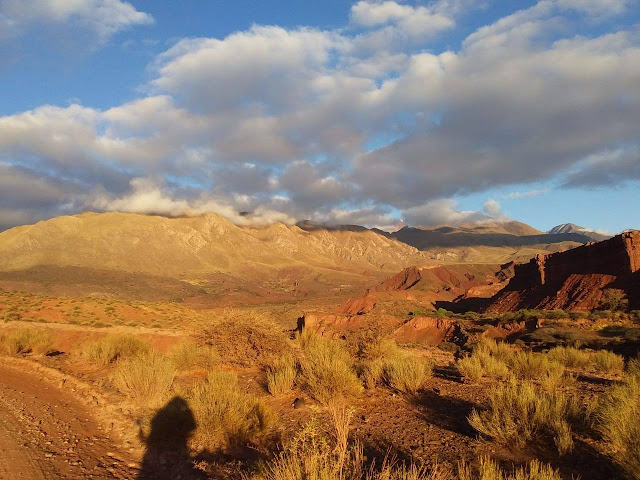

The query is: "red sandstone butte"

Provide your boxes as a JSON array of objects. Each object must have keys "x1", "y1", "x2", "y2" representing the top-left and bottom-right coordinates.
[{"x1": 487, "y1": 230, "x2": 640, "y2": 312}]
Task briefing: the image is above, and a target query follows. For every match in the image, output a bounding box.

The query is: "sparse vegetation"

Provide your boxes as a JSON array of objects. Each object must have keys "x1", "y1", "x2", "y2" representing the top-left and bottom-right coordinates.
[
  {"x1": 592, "y1": 350, "x2": 625, "y2": 374},
  {"x1": 169, "y1": 340, "x2": 219, "y2": 371},
  {"x1": 78, "y1": 334, "x2": 149, "y2": 367},
  {"x1": 0, "y1": 328, "x2": 54, "y2": 355},
  {"x1": 266, "y1": 354, "x2": 298, "y2": 396},
  {"x1": 383, "y1": 354, "x2": 432, "y2": 394},
  {"x1": 182, "y1": 370, "x2": 274, "y2": 451},
  {"x1": 297, "y1": 330, "x2": 363, "y2": 404},
  {"x1": 593, "y1": 358, "x2": 640, "y2": 478},
  {"x1": 197, "y1": 309, "x2": 290, "y2": 367},
  {"x1": 112, "y1": 351, "x2": 176, "y2": 406},
  {"x1": 468, "y1": 379, "x2": 579, "y2": 455}
]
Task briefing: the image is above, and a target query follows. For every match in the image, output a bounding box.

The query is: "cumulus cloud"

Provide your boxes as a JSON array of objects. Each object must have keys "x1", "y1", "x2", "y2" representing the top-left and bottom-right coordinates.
[
  {"x1": 0, "y1": 0, "x2": 153, "y2": 42},
  {"x1": 402, "y1": 199, "x2": 489, "y2": 226},
  {"x1": 0, "y1": 1, "x2": 639, "y2": 231},
  {"x1": 350, "y1": 1, "x2": 454, "y2": 38}
]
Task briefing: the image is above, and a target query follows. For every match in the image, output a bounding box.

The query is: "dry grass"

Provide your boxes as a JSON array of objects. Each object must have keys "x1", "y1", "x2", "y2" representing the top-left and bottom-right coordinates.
[
  {"x1": 457, "y1": 352, "x2": 510, "y2": 383},
  {"x1": 78, "y1": 334, "x2": 149, "y2": 367},
  {"x1": 266, "y1": 355, "x2": 298, "y2": 396},
  {"x1": 250, "y1": 405, "x2": 560, "y2": 480},
  {"x1": 383, "y1": 354, "x2": 432, "y2": 394},
  {"x1": 592, "y1": 350, "x2": 624, "y2": 374},
  {"x1": 468, "y1": 379, "x2": 579, "y2": 455},
  {"x1": 169, "y1": 340, "x2": 219, "y2": 371},
  {"x1": 547, "y1": 346, "x2": 591, "y2": 369},
  {"x1": 358, "y1": 358, "x2": 386, "y2": 390},
  {"x1": 593, "y1": 361, "x2": 640, "y2": 478},
  {"x1": 111, "y1": 351, "x2": 176, "y2": 406},
  {"x1": 0, "y1": 328, "x2": 54, "y2": 355},
  {"x1": 298, "y1": 331, "x2": 363, "y2": 405},
  {"x1": 183, "y1": 370, "x2": 274, "y2": 451},
  {"x1": 457, "y1": 457, "x2": 562, "y2": 480},
  {"x1": 197, "y1": 309, "x2": 290, "y2": 367}
]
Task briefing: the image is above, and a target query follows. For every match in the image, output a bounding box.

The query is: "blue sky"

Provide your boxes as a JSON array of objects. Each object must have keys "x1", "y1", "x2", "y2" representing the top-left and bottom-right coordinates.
[{"x1": 0, "y1": 0, "x2": 639, "y2": 233}]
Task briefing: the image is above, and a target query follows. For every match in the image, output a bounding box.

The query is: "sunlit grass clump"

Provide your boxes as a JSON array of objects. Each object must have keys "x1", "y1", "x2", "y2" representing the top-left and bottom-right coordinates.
[
  {"x1": 266, "y1": 354, "x2": 298, "y2": 396},
  {"x1": 593, "y1": 357, "x2": 640, "y2": 478},
  {"x1": 183, "y1": 370, "x2": 274, "y2": 451},
  {"x1": 78, "y1": 334, "x2": 149, "y2": 367},
  {"x1": 298, "y1": 330, "x2": 363, "y2": 404},
  {"x1": 169, "y1": 340, "x2": 219, "y2": 371},
  {"x1": 468, "y1": 379, "x2": 579, "y2": 455},
  {"x1": 0, "y1": 328, "x2": 54, "y2": 355},
  {"x1": 112, "y1": 351, "x2": 176, "y2": 406}
]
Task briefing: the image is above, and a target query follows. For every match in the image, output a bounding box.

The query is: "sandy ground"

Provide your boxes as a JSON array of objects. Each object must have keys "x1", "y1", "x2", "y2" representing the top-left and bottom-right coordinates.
[{"x1": 0, "y1": 361, "x2": 138, "y2": 479}]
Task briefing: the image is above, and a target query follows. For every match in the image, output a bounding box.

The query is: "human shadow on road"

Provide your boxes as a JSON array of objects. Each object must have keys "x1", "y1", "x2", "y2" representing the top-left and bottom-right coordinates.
[{"x1": 137, "y1": 396, "x2": 207, "y2": 480}]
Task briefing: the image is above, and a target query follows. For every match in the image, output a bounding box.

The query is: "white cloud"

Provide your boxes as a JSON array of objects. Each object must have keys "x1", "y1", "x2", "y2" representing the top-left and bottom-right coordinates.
[
  {"x1": 0, "y1": 1, "x2": 639, "y2": 231},
  {"x1": 0, "y1": 0, "x2": 153, "y2": 42},
  {"x1": 350, "y1": 1, "x2": 454, "y2": 38},
  {"x1": 504, "y1": 189, "x2": 549, "y2": 199}
]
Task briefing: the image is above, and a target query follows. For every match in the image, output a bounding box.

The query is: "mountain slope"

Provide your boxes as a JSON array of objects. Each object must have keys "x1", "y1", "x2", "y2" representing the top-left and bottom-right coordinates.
[
  {"x1": 548, "y1": 223, "x2": 610, "y2": 241},
  {"x1": 0, "y1": 212, "x2": 428, "y2": 279}
]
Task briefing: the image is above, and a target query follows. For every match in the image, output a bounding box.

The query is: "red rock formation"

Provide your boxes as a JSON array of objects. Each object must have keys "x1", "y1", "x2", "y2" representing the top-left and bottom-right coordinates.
[
  {"x1": 335, "y1": 294, "x2": 377, "y2": 315},
  {"x1": 488, "y1": 231, "x2": 640, "y2": 312},
  {"x1": 298, "y1": 312, "x2": 364, "y2": 339},
  {"x1": 391, "y1": 316, "x2": 455, "y2": 345},
  {"x1": 371, "y1": 266, "x2": 423, "y2": 292}
]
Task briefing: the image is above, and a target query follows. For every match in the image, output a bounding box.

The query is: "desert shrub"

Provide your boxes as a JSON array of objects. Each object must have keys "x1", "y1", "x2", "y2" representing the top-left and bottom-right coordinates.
[
  {"x1": 468, "y1": 379, "x2": 579, "y2": 455},
  {"x1": 457, "y1": 457, "x2": 562, "y2": 480},
  {"x1": 0, "y1": 328, "x2": 54, "y2": 355},
  {"x1": 251, "y1": 405, "x2": 561, "y2": 480},
  {"x1": 547, "y1": 346, "x2": 591, "y2": 369},
  {"x1": 197, "y1": 309, "x2": 290, "y2": 367},
  {"x1": 298, "y1": 331, "x2": 363, "y2": 404},
  {"x1": 266, "y1": 355, "x2": 298, "y2": 396},
  {"x1": 112, "y1": 351, "x2": 176, "y2": 406},
  {"x1": 474, "y1": 338, "x2": 515, "y2": 363},
  {"x1": 184, "y1": 370, "x2": 274, "y2": 451},
  {"x1": 592, "y1": 350, "x2": 624, "y2": 374},
  {"x1": 383, "y1": 354, "x2": 432, "y2": 394},
  {"x1": 169, "y1": 340, "x2": 219, "y2": 371},
  {"x1": 78, "y1": 334, "x2": 149, "y2": 367},
  {"x1": 509, "y1": 351, "x2": 565, "y2": 386},
  {"x1": 357, "y1": 358, "x2": 385, "y2": 390},
  {"x1": 593, "y1": 369, "x2": 640, "y2": 478},
  {"x1": 457, "y1": 339, "x2": 512, "y2": 382},
  {"x1": 599, "y1": 289, "x2": 629, "y2": 312}
]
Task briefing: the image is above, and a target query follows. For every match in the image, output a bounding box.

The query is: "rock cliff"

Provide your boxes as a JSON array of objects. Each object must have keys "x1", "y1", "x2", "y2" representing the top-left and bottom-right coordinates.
[{"x1": 488, "y1": 231, "x2": 640, "y2": 312}]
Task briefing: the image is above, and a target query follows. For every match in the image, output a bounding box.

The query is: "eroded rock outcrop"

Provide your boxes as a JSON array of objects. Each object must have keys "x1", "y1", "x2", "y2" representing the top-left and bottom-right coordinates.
[
  {"x1": 488, "y1": 231, "x2": 640, "y2": 312},
  {"x1": 391, "y1": 317, "x2": 455, "y2": 345}
]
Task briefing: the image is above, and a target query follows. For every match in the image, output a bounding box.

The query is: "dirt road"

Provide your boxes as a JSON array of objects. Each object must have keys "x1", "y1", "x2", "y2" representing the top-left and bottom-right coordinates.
[{"x1": 0, "y1": 361, "x2": 138, "y2": 479}]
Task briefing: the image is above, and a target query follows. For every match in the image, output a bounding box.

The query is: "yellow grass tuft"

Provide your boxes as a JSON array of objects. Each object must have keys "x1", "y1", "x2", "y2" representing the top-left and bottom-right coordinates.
[
  {"x1": 78, "y1": 334, "x2": 149, "y2": 367},
  {"x1": 468, "y1": 379, "x2": 579, "y2": 455},
  {"x1": 297, "y1": 331, "x2": 363, "y2": 405},
  {"x1": 0, "y1": 328, "x2": 54, "y2": 355},
  {"x1": 266, "y1": 354, "x2": 298, "y2": 396},
  {"x1": 383, "y1": 354, "x2": 432, "y2": 394},
  {"x1": 593, "y1": 362, "x2": 640, "y2": 478},
  {"x1": 184, "y1": 370, "x2": 274, "y2": 451},
  {"x1": 111, "y1": 351, "x2": 176, "y2": 406},
  {"x1": 169, "y1": 340, "x2": 219, "y2": 371}
]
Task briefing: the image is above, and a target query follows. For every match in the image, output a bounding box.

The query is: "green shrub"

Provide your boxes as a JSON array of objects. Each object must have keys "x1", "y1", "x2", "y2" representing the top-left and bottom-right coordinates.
[
  {"x1": 468, "y1": 379, "x2": 579, "y2": 455},
  {"x1": 112, "y1": 351, "x2": 176, "y2": 406},
  {"x1": 78, "y1": 334, "x2": 149, "y2": 367},
  {"x1": 184, "y1": 370, "x2": 274, "y2": 451}
]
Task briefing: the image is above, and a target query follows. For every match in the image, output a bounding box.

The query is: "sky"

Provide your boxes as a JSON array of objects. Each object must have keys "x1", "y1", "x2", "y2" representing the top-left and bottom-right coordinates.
[{"x1": 0, "y1": 0, "x2": 639, "y2": 234}]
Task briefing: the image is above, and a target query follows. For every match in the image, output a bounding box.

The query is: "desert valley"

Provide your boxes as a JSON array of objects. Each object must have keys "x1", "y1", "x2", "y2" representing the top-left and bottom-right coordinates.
[
  {"x1": 2, "y1": 1, "x2": 640, "y2": 479},
  {"x1": 0, "y1": 212, "x2": 639, "y2": 479}
]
